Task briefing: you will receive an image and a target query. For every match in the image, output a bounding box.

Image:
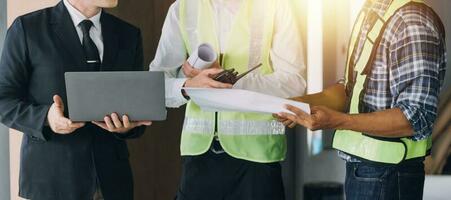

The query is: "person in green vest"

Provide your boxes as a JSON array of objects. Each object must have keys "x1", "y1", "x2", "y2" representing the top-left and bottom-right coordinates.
[
  {"x1": 149, "y1": 0, "x2": 306, "y2": 199},
  {"x1": 276, "y1": 0, "x2": 446, "y2": 199}
]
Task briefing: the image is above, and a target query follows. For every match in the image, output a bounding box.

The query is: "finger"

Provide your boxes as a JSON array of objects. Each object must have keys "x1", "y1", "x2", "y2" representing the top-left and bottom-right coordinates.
[
  {"x1": 288, "y1": 121, "x2": 297, "y2": 128},
  {"x1": 129, "y1": 120, "x2": 152, "y2": 129},
  {"x1": 137, "y1": 121, "x2": 152, "y2": 126},
  {"x1": 104, "y1": 116, "x2": 115, "y2": 130},
  {"x1": 279, "y1": 112, "x2": 302, "y2": 125},
  {"x1": 282, "y1": 113, "x2": 314, "y2": 130},
  {"x1": 65, "y1": 120, "x2": 85, "y2": 129},
  {"x1": 285, "y1": 104, "x2": 309, "y2": 117},
  {"x1": 56, "y1": 130, "x2": 71, "y2": 135},
  {"x1": 208, "y1": 80, "x2": 233, "y2": 88},
  {"x1": 274, "y1": 113, "x2": 289, "y2": 122},
  {"x1": 92, "y1": 121, "x2": 109, "y2": 130},
  {"x1": 59, "y1": 118, "x2": 83, "y2": 130},
  {"x1": 53, "y1": 95, "x2": 65, "y2": 113},
  {"x1": 287, "y1": 114, "x2": 302, "y2": 123},
  {"x1": 275, "y1": 117, "x2": 286, "y2": 122},
  {"x1": 91, "y1": 121, "x2": 100, "y2": 126},
  {"x1": 122, "y1": 115, "x2": 131, "y2": 128},
  {"x1": 190, "y1": 69, "x2": 201, "y2": 77},
  {"x1": 53, "y1": 126, "x2": 70, "y2": 134},
  {"x1": 182, "y1": 61, "x2": 191, "y2": 71},
  {"x1": 70, "y1": 122, "x2": 85, "y2": 129},
  {"x1": 183, "y1": 62, "x2": 200, "y2": 77},
  {"x1": 203, "y1": 68, "x2": 224, "y2": 76},
  {"x1": 187, "y1": 67, "x2": 201, "y2": 77},
  {"x1": 53, "y1": 95, "x2": 63, "y2": 107},
  {"x1": 111, "y1": 113, "x2": 123, "y2": 128},
  {"x1": 282, "y1": 119, "x2": 292, "y2": 126},
  {"x1": 182, "y1": 67, "x2": 190, "y2": 77}
]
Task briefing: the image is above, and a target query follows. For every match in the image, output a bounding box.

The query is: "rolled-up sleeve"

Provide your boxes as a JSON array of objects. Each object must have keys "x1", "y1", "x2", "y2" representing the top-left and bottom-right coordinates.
[
  {"x1": 149, "y1": 1, "x2": 189, "y2": 108},
  {"x1": 388, "y1": 16, "x2": 446, "y2": 140}
]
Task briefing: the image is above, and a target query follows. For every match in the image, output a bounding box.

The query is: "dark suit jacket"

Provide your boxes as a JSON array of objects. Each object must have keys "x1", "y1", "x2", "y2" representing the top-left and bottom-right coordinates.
[{"x1": 0, "y1": 2, "x2": 145, "y2": 200}]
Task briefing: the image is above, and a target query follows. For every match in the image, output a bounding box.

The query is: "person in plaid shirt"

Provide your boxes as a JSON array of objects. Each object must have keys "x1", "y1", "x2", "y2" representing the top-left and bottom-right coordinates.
[{"x1": 276, "y1": 0, "x2": 446, "y2": 199}]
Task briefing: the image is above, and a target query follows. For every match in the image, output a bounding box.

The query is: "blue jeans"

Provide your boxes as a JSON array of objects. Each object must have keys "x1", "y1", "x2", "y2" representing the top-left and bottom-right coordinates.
[{"x1": 345, "y1": 160, "x2": 425, "y2": 200}]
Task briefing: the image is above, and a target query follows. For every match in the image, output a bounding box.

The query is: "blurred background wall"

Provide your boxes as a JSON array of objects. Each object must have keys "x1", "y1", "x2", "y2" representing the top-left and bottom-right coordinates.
[{"x1": 429, "y1": 0, "x2": 451, "y2": 91}]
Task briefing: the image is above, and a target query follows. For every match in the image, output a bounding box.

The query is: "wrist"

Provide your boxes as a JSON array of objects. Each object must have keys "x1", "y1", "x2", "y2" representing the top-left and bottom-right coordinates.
[
  {"x1": 335, "y1": 112, "x2": 352, "y2": 130},
  {"x1": 181, "y1": 80, "x2": 190, "y2": 100},
  {"x1": 184, "y1": 79, "x2": 192, "y2": 87}
]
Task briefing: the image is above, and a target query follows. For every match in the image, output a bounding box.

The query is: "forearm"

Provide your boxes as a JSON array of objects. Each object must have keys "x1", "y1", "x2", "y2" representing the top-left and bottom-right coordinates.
[
  {"x1": 150, "y1": 43, "x2": 188, "y2": 108},
  {"x1": 0, "y1": 97, "x2": 51, "y2": 140},
  {"x1": 291, "y1": 83, "x2": 347, "y2": 112},
  {"x1": 337, "y1": 108, "x2": 414, "y2": 138}
]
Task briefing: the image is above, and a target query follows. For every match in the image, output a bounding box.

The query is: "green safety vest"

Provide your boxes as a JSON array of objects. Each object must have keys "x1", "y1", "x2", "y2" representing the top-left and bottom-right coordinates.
[
  {"x1": 333, "y1": 0, "x2": 434, "y2": 164},
  {"x1": 178, "y1": 0, "x2": 286, "y2": 163}
]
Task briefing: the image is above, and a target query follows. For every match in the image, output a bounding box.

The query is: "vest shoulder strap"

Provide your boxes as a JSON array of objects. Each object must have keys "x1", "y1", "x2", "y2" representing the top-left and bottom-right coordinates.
[{"x1": 178, "y1": 0, "x2": 198, "y2": 54}]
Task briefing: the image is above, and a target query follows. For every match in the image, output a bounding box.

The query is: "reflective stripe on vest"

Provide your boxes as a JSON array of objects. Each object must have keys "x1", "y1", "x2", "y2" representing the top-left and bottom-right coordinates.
[
  {"x1": 179, "y1": 0, "x2": 286, "y2": 163},
  {"x1": 333, "y1": 0, "x2": 432, "y2": 164},
  {"x1": 183, "y1": 118, "x2": 285, "y2": 135}
]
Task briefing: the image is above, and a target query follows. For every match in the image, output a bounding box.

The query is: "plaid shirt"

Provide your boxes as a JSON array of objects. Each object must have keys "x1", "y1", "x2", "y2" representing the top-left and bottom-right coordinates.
[{"x1": 339, "y1": 0, "x2": 447, "y2": 162}]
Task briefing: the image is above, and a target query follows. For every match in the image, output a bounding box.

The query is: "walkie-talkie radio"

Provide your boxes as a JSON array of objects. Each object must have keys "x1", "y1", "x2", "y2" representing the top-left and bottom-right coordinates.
[{"x1": 213, "y1": 63, "x2": 262, "y2": 84}]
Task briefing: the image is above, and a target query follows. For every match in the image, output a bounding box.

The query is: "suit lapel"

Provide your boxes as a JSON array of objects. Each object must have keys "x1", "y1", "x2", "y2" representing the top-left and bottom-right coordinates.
[
  {"x1": 50, "y1": 2, "x2": 85, "y2": 70},
  {"x1": 100, "y1": 13, "x2": 119, "y2": 71}
]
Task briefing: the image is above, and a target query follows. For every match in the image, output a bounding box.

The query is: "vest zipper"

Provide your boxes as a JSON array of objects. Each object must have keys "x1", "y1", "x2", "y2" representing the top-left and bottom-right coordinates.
[{"x1": 214, "y1": 112, "x2": 218, "y2": 136}]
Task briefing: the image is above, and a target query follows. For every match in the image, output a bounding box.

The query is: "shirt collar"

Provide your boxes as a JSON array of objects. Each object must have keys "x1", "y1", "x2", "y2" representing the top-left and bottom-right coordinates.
[{"x1": 63, "y1": 0, "x2": 102, "y2": 31}]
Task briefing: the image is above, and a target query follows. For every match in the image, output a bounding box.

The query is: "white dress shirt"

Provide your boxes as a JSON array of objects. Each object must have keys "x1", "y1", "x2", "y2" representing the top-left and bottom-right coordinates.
[
  {"x1": 63, "y1": 0, "x2": 104, "y2": 62},
  {"x1": 150, "y1": 0, "x2": 307, "y2": 108}
]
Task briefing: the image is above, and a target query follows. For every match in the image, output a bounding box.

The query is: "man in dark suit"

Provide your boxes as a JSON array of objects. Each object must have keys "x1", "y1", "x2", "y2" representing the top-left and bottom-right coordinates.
[{"x1": 0, "y1": 0, "x2": 152, "y2": 199}]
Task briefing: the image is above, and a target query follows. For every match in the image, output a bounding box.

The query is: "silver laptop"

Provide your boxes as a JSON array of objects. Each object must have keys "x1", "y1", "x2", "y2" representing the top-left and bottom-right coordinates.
[{"x1": 65, "y1": 71, "x2": 167, "y2": 122}]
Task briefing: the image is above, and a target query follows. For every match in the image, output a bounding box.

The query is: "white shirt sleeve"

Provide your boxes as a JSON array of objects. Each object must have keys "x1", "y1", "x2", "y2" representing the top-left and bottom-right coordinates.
[
  {"x1": 233, "y1": 0, "x2": 307, "y2": 98},
  {"x1": 149, "y1": 1, "x2": 189, "y2": 108}
]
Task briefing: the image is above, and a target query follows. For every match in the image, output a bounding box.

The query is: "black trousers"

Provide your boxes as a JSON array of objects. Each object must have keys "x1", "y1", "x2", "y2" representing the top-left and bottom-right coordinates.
[{"x1": 176, "y1": 150, "x2": 285, "y2": 200}]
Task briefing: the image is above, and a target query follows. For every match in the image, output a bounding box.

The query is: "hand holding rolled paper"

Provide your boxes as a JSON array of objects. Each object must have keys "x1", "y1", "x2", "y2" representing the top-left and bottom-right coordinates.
[
  {"x1": 186, "y1": 43, "x2": 262, "y2": 85},
  {"x1": 187, "y1": 43, "x2": 217, "y2": 70}
]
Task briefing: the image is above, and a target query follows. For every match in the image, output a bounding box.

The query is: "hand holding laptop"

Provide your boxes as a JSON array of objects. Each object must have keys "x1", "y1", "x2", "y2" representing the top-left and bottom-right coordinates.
[
  {"x1": 49, "y1": 95, "x2": 152, "y2": 134},
  {"x1": 47, "y1": 95, "x2": 86, "y2": 134},
  {"x1": 65, "y1": 72, "x2": 167, "y2": 124},
  {"x1": 92, "y1": 114, "x2": 152, "y2": 134}
]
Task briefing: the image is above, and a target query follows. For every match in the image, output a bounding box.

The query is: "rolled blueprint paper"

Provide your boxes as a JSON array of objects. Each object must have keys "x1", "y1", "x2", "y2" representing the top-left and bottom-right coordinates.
[{"x1": 187, "y1": 43, "x2": 217, "y2": 69}]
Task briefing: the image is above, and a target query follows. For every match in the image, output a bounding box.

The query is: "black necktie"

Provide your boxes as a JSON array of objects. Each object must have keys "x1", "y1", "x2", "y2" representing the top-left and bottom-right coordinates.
[{"x1": 79, "y1": 20, "x2": 101, "y2": 70}]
